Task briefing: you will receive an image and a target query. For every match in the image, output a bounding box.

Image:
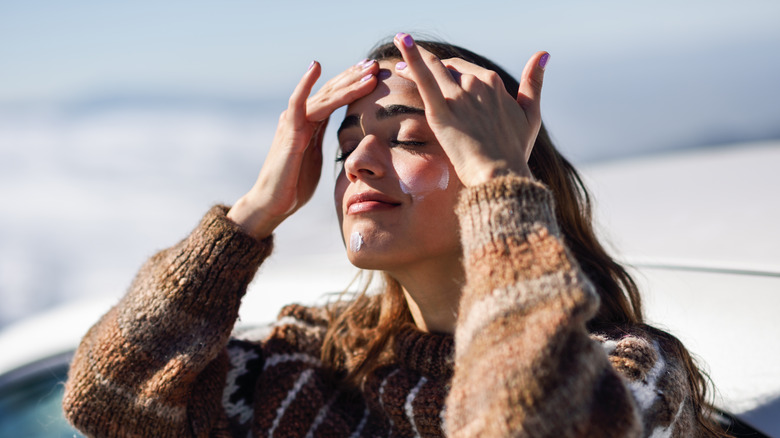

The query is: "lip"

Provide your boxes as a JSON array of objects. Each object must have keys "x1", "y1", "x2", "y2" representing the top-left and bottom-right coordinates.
[{"x1": 346, "y1": 191, "x2": 402, "y2": 215}]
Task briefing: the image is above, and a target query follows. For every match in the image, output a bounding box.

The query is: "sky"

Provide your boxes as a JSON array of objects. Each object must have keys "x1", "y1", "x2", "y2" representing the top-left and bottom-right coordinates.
[{"x1": 2, "y1": 1, "x2": 778, "y2": 100}]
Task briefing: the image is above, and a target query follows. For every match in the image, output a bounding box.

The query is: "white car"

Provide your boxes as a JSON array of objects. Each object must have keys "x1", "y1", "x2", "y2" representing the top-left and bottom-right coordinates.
[
  {"x1": 1, "y1": 141, "x2": 777, "y2": 437},
  {"x1": 583, "y1": 140, "x2": 780, "y2": 436}
]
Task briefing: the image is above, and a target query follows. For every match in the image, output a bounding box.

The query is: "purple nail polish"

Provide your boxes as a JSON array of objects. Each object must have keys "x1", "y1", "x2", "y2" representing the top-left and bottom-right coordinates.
[
  {"x1": 395, "y1": 61, "x2": 408, "y2": 71},
  {"x1": 360, "y1": 74, "x2": 373, "y2": 82},
  {"x1": 401, "y1": 34, "x2": 414, "y2": 48},
  {"x1": 308, "y1": 60, "x2": 316, "y2": 71},
  {"x1": 538, "y1": 53, "x2": 550, "y2": 70},
  {"x1": 355, "y1": 58, "x2": 368, "y2": 67},
  {"x1": 361, "y1": 59, "x2": 375, "y2": 70}
]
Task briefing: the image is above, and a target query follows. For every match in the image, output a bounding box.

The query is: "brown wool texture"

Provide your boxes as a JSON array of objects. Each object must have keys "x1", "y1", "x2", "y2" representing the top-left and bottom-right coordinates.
[{"x1": 64, "y1": 176, "x2": 700, "y2": 437}]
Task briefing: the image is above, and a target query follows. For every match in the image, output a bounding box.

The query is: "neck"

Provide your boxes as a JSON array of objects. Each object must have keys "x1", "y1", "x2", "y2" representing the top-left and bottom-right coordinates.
[{"x1": 388, "y1": 256, "x2": 464, "y2": 334}]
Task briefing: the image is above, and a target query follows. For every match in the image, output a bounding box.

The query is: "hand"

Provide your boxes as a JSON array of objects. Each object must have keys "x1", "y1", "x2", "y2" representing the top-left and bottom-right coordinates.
[
  {"x1": 391, "y1": 33, "x2": 548, "y2": 186},
  {"x1": 228, "y1": 59, "x2": 379, "y2": 239}
]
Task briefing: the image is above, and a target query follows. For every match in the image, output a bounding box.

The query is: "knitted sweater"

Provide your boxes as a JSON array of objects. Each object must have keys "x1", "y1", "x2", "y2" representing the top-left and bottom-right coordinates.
[{"x1": 63, "y1": 176, "x2": 701, "y2": 437}]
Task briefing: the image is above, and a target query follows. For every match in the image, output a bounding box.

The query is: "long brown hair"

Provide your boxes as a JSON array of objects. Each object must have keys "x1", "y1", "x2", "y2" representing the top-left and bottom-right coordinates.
[{"x1": 322, "y1": 39, "x2": 728, "y2": 437}]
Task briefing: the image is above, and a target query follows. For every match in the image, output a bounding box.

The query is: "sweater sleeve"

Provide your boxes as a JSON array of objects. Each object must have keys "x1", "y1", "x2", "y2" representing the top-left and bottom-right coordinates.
[
  {"x1": 63, "y1": 205, "x2": 273, "y2": 438},
  {"x1": 445, "y1": 175, "x2": 696, "y2": 438}
]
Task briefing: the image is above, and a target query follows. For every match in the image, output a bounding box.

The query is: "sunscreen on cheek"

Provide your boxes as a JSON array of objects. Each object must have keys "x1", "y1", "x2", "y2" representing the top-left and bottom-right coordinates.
[
  {"x1": 395, "y1": 159, "x2": 450, "y2": 201},
  {"x1": 437, "y1": 164, "x2": 450, "y2": 190}
]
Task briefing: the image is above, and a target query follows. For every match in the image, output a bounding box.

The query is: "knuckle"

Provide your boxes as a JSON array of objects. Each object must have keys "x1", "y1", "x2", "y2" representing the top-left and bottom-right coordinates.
[
  {"x1": 460, "y1": 74, "x2": 479, "y2": 89},
  {"x1": 423, "y1": 51, "x2": 440, "y2": 64},
  {"x1": 485, "y1": 71, "x2": 503, "y2": 87},
  {"x1": 484, "y1": 70, "x2": 500, "y2": 82},
  {"x1": 316, "y1": 94, "x2": 332, "y2": 107},
  {"x1": 341, "y1": 89, "x2": 360, "y2": 103},
  {"x1": 528, "y1": 73, "x2": 544, "y2": 91}
]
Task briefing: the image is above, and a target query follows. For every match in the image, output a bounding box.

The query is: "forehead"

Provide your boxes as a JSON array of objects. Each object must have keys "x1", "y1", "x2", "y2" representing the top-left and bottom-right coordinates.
[{"x1": 344, "y1": 63, "x2": 423, "y2": 116}]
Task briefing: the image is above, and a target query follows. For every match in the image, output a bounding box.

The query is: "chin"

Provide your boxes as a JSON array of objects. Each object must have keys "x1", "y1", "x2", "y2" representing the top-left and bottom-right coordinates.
[
  {"x1": 346, "y1": 251, "x2": 382, "y2": 270},
  {"x1": 345, "y1": 244, "x2": 409, "y2": 273}
]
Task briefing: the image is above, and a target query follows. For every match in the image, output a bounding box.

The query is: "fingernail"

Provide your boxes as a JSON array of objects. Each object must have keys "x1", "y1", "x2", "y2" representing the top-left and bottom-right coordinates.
[
  {"x1": 395, "y1": 32, "x2": 414, "y2": 48},
  {"x1": 538, "y1": 53, "x2": 550, "y2": 70},
  {"x1": 402, "y1": 34, "x2": 414, "y2": 48},
  {"x1": 360, "y1": 74, "x2": 373, "y2": 82},
  {"x1": 308, "y1": 60, "x2": 316, "y2": 71},
  {"x1": 361, "y1": 59, "x2": 376, "y2": 70},
  {"x1": 355, "y1": 58, "x2": 369, "y2": 67},
  {"x1": 395, "y1": 61, "x2": 407, "y2": 71}
]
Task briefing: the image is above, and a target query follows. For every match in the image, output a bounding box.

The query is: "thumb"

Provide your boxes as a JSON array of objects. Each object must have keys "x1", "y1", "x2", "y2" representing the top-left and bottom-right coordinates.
[{"x1": 516, "y1": 51, "x2": 549, "y2": 117}]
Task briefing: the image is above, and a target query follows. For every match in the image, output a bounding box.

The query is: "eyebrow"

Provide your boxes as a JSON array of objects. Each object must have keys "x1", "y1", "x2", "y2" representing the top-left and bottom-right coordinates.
[
  {"x1": 337, "y1": 115, "x2": 360, "y2": 136},
  {"x1": 377, "y1": 104, "x2": 425, "y2": 120},
  {"x1": 337, "y1": 104, "x2": 425, "y2": 135}
]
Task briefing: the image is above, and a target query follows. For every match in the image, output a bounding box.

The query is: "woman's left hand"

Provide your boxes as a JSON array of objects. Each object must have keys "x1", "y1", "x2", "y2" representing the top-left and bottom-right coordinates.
[{"x1": 391, "y1": 33, "x2": 548, "y2": 186}]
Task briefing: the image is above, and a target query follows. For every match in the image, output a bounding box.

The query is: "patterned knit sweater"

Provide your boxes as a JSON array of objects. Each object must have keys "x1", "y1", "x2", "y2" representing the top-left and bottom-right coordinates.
[{"x1": 63, "y1": 176, "x2": 702, "y2": 437}]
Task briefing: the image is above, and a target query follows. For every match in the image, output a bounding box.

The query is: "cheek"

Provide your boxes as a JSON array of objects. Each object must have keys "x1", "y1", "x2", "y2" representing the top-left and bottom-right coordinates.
[{"x1": 393, "y1": 156, "x2": 451, "y2": 198}]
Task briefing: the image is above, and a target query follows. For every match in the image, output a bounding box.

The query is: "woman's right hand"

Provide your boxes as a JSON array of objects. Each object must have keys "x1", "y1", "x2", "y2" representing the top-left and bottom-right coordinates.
[{"x1": 228, "y1": 59, "x2": 379, "y2": 240}]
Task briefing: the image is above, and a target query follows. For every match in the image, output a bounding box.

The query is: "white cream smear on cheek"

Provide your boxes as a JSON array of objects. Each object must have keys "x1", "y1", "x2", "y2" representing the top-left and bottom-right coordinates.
[
  {"x1": 397, "y1": 160, "x2": 450, "y2": 201},
  {"x1": 349, "y1": 231, "x2": 364, "y2": 252}
]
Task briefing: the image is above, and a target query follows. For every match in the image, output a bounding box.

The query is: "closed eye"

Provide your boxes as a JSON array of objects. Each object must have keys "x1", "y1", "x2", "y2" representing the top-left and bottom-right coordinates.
[
  {"x1": 336, "y1": 139, "x2": 426, "y2": 163},
  {"x1": 335, "y1": 146, "x2": 356, "y2": 163},
  {"x1": 390, "y1": 140, "x2": 426, "y2": 147},
  {"x1": 391, "y1": 139, "x2": 427, "y2": 156}
]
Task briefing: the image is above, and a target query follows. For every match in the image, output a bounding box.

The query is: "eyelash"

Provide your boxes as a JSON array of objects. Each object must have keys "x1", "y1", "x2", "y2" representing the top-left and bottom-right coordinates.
[
  {"x1": 335, "y1": 139, "x2": 426, "y2": 163},
  {"x1": 334, "y1": 148, "x2": 354, "y2": 163}
]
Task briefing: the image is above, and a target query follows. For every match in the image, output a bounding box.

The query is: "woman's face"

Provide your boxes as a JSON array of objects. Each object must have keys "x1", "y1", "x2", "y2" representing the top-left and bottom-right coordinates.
[{"x1": 334, "y1": 61, "x2": 464, "y2": 271}]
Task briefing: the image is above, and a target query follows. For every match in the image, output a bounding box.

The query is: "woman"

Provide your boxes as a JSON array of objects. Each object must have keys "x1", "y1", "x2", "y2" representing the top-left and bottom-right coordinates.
[{"x1": 63, "y1": 33, "x2": 727, "y2": 437}]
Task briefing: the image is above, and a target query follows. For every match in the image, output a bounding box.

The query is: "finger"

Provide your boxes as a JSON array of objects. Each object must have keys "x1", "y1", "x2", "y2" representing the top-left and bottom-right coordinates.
[
  {"x1": 516, "y1": 51, "x2": 549, "y2": 115},
  {"x1": 288, "y1": 61, "x2": 323, "y2": 128},
  {"x1": 316, "y1": 58, "x2": 378, "y2": 95},
  {"x1": 440, "y1": 58, "x2": 505, "y2": 90},
  {"x1": 392, "y1": 33, "x2": 458, "y2": 115},
  {"x1": 306, "y1": 60, "x2": 379, "y2": 122}
]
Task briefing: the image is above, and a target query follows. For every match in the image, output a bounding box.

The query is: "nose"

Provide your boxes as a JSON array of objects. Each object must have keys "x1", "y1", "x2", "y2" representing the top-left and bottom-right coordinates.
[{"x1": 343, "y1": 136, "x2": 387, "y2": 183}]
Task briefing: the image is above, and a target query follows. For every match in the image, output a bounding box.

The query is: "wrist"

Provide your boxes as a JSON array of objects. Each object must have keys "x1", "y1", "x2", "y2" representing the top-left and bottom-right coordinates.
[{"x1": 226, "y1": 196, "x2": 281, "y2": 240}]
